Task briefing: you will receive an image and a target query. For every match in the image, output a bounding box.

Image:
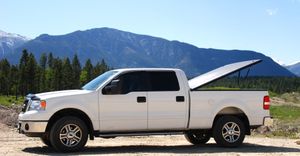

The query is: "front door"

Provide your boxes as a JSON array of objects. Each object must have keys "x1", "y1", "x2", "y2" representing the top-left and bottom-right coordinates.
[{"x1": 99, "y1": 71, "x2": 148, "y2": 132}]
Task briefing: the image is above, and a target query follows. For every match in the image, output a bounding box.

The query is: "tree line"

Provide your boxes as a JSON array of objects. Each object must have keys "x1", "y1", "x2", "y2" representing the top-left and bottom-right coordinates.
[
  {"x1": 0, "y1": 49, "x2": 299, "y2": 98},
  {"x1": 203, "y1": 76, "x2": 300, "y2": 94},
  {"x1": 0, "y1": 49, "x2": 109, "y2": 97}
]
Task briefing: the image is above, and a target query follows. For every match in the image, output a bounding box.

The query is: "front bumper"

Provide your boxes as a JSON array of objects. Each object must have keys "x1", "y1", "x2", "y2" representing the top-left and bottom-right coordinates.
[
  {"x1": 263, "y1": 116, "x2": 273, "y2": 127},
  {"x1": 18, "y1": 120, "x2": 48, "y2": 136},
  {"x1": 18, "y1": 110, "x2": 50, "y2": 134}
]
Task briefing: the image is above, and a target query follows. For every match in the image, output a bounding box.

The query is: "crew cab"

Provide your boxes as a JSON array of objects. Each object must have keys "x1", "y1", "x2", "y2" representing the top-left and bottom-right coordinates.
[{"x1": 18, "y1": 59, "x2": 272, "y2": 152}]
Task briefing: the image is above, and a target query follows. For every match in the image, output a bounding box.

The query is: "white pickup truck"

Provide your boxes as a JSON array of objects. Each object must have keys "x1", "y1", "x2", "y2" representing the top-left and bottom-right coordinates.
[{"x1": 18, "y1": 59, "x2": 272, "y2": 152}]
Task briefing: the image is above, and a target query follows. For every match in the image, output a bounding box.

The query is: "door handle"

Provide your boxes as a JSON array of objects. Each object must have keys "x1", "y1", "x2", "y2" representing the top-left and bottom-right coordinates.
[
  {"x1": 137, "y1": 96, "x2": 146, "y2": 103},
  {"x1": 176, "y1": 96, "x2": 185, "y2": 102}
]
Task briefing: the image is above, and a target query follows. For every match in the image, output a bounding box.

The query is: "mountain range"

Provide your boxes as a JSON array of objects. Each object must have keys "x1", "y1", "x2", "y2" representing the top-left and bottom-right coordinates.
[
  {"x1": 0, "y1": 30, "x2": 29, "y2": 57},
  {"x1": 0, "y1": 28, "x2": 297, "y2": 77},
  {"x1": 285, "y1": 62, "x2": 300, "y2": 76}
]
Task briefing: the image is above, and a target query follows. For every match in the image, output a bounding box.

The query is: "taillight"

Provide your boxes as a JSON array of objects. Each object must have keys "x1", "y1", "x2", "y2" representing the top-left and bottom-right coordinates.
[{"x1": 263, "y1": 96, "x2": 270, "y2": 110}]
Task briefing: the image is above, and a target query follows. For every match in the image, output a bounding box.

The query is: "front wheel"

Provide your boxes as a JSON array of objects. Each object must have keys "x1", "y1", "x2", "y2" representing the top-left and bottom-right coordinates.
[
  {"x1": 40, "y1": 134, "x2": 52, "y2": 147},
  {"x1": 49, "y1": 116, "x2": 88, "y2": 152},
  {"x1": 213, "y1": 116, "x2": 245, "y2": 147},
  {"x1": 185, "y1": 131, "x2": 211, "y2": 145}
]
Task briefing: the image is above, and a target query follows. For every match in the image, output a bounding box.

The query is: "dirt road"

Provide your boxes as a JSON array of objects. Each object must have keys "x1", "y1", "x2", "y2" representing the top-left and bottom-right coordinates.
[{"x1": 0, "y1": 123, "x2": 299, "y2": 156}]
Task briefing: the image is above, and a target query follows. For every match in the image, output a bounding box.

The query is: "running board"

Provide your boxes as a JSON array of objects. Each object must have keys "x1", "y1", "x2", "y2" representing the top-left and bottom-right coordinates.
[{"x1": 94, "y1": 130, "x2": 186, "y2": 138}]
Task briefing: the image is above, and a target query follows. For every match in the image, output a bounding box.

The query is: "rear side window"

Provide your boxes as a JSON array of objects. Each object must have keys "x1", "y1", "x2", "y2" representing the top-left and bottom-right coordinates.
[{"x1": 148, "y1": 71, "x2": 180, "y2": 91}]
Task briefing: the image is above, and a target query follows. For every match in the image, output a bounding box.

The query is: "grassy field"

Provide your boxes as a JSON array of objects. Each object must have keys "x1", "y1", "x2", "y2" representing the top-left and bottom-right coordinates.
[
  {"x1": 261, "y1": 92, "x2": 300, "y2": 139},
  {"x1": 0, "y1": 95, "x2": 24, "y2": 107},
  {"x1": 270, "y1": 105, "x2": 300, "y2": 121},
  {"x1": 266, "y1": 105, "x2": 300, "y2": 139}
]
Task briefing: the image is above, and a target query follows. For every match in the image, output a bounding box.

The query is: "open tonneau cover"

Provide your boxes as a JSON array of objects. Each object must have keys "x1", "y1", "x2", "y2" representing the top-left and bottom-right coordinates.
[{"x1": 188, "y1": 59, "x2": 262, "y2": 90}]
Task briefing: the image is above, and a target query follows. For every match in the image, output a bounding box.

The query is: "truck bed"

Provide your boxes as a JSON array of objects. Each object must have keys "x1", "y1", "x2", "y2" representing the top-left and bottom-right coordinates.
[{"x1": 189, "y1": 90, "x2": 270, "y2": 129}]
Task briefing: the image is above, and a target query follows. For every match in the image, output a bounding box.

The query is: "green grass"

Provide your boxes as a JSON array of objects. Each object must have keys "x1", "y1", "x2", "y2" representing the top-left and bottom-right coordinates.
[
  {"x1": 268, "y1": 105, "x2": 300, "y2": 137},
  {"x1": 270, "y1": 105, "x2": 300, "y2": 121},
  {"x1": 0, "y1": 95, "x2": 24, "y2": 107},
  {"x1": 268, "y1": 91, "x2": 278, "y2": 98}
]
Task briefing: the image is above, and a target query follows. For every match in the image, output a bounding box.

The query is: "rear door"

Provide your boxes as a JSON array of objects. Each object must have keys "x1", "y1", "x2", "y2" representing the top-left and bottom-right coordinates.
[{"x1": 147, "y1": 71, "x2": 188, "y2": 130}]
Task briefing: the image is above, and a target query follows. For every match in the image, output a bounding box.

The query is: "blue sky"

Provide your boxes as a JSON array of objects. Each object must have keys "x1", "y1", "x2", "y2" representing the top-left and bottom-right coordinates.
[{"x1": 1, "y1": 0, "x2": 300, "y2": 65}]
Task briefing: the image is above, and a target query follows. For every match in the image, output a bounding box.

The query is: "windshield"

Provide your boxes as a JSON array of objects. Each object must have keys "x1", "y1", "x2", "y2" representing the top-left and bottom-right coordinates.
[{"x1": 82, "y1": 70, "x2": 118, "y2": 90}]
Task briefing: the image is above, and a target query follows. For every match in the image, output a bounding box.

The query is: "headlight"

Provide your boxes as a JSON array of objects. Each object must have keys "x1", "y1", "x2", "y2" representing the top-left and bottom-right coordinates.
[{"x1": 28, "y1": 100, "x2": 46, "y2": 111}]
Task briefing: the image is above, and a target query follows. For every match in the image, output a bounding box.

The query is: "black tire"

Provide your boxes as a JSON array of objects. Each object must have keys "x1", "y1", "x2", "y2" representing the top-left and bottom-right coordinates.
[
  {"x1": 50, "y1": 116, "x2": 88, "y2": 152},
  {"x1": 184, "y1": 131, "x2": 211, "y2": 145},
  {"x1": 40, "y1": 134, "x2": 52, "y2": 147},
  {"x1": 213, "y1": 116, "x2": 245, "y2": 147}
]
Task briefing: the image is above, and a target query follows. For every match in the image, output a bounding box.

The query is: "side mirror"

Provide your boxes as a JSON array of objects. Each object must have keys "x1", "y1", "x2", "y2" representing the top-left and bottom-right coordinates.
[
  {"x1": 102, "y1": 79, "x2": 119, "y2": 94},
  {"x1": 111, "y1": 79, "x2": 120, "y2": 86}
]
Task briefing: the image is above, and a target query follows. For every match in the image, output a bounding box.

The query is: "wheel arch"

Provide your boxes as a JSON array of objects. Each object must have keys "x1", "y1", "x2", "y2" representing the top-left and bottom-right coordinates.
[
  {"x1": 45, "y1": 108, "x2": 95, "y2": 140},
  {"x1": 212, "y1": 107, "x2": 251, "y2": 135}
]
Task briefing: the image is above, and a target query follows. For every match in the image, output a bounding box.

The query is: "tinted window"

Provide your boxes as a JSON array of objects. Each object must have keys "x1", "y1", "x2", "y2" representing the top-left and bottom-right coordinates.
[
  {"x1": 103, "y1": 71, "x2": 148, "y2": 94},
  {"x1": 148, "y1": 71, "x2": 180, "y2": 91},
  {"x1": 120, "y1": 72, "x2": 148, "y2": 93}
]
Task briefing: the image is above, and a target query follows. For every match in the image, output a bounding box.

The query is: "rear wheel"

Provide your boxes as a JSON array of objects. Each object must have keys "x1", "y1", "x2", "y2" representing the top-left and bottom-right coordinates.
[
  {"x1": 50, "y1": 116, "x2": 88, "y2": 152},
  {"x1": 213, "y1": 116, "x2": 245, "y2": 147},
  {"x1": 185, "y1": 131, "x2": 211, "y2": 145}
]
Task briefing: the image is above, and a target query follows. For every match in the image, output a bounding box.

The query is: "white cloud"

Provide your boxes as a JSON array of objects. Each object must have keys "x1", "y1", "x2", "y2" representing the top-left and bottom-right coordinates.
[{"x1": 266, "y1": 9, "x2": 278, "y2": 16}]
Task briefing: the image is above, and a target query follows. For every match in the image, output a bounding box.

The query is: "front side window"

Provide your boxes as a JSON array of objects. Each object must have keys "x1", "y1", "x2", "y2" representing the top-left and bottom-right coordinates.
[
  {"x1": 103, "y1": 71, "x2": 148, "y2": 95},
  {"x1": 82, "y1": 70, "x2": 118, "y2": 91}
]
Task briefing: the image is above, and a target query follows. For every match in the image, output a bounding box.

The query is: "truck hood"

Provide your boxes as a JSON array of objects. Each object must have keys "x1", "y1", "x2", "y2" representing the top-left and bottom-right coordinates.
[
  {"x1": 188, "y1": 59, "x2": 262, "y2": 90},
  {"x1": 35, "y1": 89, "x2": 92, "y2": 100}
]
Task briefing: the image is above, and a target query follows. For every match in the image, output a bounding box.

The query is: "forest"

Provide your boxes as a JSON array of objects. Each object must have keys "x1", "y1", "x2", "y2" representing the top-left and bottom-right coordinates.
[
  {"x1": 0, "y1": 49, "x2": 299, "y2": 98},
  {"x1": 0, "y1": 49, "x2": 109, "y2": 97}
]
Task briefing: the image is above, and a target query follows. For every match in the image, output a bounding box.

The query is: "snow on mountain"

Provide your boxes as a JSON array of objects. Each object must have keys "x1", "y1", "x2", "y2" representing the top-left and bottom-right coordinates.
[{"x1": 0, "y1": 30, "x2": 30, "y2": 57}]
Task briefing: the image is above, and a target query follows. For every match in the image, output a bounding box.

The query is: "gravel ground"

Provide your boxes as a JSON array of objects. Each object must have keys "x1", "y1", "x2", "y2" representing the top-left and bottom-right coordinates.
[{"x1": 0, "y1": 123, "x2": 299, "y2": 156}]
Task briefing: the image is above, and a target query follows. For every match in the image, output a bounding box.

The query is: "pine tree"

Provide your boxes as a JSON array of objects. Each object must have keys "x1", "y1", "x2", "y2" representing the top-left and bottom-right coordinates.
[
  {"x1": 19, "y1": 49, "x2": 29, "y2": 95},
  {"x1": 46, "y1": 53, "x2": 54, "y2": 91},
  {"x1": 93, "y1": 59, "x2": 109, "y2": 78},
  {"x1": 27, "y1": 53, "x2": 38, "y2": 94},
  {"x1": 71, "y1": 54, "x2": 81, "y2": 88},
  {"x1": 52, "y1": 58, "x2": 63, "y2": 90},
  {"x1": 62, "y1": 58, "x2": 73, "y2": 89},
  {"x1": 93, "y1": 62, "x2": 102, "y2": 79},
  {"x1": 40, "y1": 53, "x2": 47, "y2": 69},
  {"x1": 0, "y1": 59, "x2": 11, "y2": 95},
  {"x1": 10, "y1": 65, "x2": 19, "y2": 99},
  {"x1": 48, "y1": 53, "x2": 53, "y2": 68},
  {"x1": 80, "y1": 59, "x2": 93, "y2": 85},
  {"x1": 39, "y1": 53, "x2": 47, "y2": 92}
]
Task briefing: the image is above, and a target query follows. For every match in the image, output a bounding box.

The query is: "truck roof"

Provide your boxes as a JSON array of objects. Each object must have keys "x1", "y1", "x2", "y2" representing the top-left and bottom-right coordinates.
[{"x1": 112, "y1": 68, "x2": 183, "y2": 72}]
